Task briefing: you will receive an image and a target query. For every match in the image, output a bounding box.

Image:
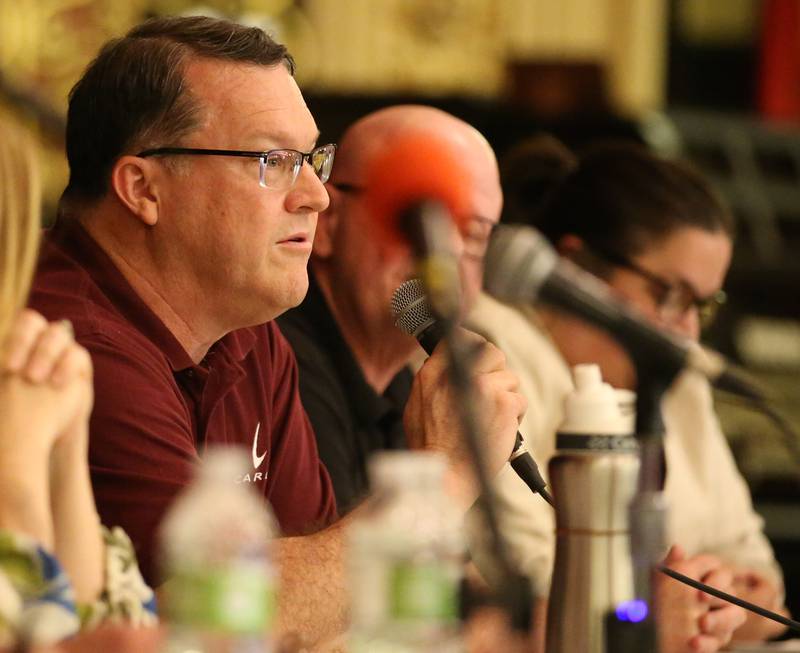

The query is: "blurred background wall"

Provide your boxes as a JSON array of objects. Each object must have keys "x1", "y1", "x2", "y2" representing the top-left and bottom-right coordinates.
[
  {"x1": 0, "y1": 0, "x2": 669, "y2": 207},
  {"x1": 0, "y1": 1, "x2": 668, "y2": 109},
  {"x1": 2, "y1": 0, "x2": 800, "y2": 622}
]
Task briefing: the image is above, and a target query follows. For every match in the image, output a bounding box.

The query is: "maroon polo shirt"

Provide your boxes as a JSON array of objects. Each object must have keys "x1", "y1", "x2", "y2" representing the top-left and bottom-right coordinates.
[{"x1": 29, "y1": 219, "x2": 337, "y2": 584}]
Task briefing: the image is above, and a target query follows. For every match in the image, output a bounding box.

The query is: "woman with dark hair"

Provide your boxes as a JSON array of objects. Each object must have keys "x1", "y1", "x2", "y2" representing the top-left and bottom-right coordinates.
[{"x1": 467, "y1": 139, "x2": 786, "y2": 648}]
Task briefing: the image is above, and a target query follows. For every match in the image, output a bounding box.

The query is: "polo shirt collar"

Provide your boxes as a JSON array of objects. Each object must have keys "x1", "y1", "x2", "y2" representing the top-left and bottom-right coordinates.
[{"x1": 48, "y1": 218, "x2": 256, "y2": 372}]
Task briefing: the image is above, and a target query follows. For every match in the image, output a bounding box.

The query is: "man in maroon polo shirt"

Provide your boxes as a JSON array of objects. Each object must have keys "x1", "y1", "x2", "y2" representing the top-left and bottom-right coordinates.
[{"x1": 30, "y1": 16, "x2": 525, "y2": 645}]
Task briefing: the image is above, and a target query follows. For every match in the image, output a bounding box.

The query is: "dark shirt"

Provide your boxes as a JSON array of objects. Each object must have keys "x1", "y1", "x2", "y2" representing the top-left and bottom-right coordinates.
[
  {"x1": 30, "y1": 220, "x2": 337, "y2": 583},
  {"x1": 277, "y1": 273, "x2": 412, "y2": 514}
]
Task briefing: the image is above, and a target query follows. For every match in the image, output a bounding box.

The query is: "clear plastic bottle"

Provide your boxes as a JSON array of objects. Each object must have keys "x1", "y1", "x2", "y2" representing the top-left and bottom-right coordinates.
[
  {"x1": 348, "y1": 451, "x2": 466, "y2": 653},
  {"x1": 159, "y1": 446, "x2": 277, "y2": 653}
]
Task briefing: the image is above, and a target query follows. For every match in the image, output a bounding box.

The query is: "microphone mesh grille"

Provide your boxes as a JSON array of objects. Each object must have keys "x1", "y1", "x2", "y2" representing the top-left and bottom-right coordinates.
[{"x1": 390, "y1": 279, "x2": 435, "y2": 337}]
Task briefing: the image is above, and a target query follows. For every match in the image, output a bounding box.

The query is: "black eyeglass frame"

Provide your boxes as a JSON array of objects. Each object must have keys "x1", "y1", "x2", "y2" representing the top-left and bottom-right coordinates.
[
  {"x1": 589, "y1": 246, "x2": 727, "y2": 327},
  {"x1": 136, "y1": 144, "x2": 337, "y2": 188}
]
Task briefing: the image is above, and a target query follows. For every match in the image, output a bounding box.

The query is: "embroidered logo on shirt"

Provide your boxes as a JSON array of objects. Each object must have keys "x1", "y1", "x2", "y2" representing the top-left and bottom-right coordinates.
[
  {"x1": 238, "y1": 422, "x2": 269, "y2": 484},
  {"x1": 252, "y1": 422, "x2": 267, "y2": 469}
]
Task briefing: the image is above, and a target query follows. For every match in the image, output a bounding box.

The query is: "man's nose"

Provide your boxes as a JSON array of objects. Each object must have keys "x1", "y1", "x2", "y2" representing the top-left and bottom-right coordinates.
[{"x1": 287, "y1": 163, "x2": 330, "y2": 214}]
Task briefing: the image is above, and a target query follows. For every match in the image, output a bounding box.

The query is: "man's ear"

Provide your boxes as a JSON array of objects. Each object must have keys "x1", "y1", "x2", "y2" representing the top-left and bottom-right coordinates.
[
  {"x1": 312, "y1": 185, "x2": 342, "y2": 260},
  {"x1": 110, "y1": 155, "x2": 160, "y2": 226}
]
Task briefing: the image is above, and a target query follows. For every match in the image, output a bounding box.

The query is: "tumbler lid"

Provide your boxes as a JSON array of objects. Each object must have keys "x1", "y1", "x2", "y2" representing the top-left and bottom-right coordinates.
[{"x1": 558, "y1": 364, "x2": 633, "y2": 437}]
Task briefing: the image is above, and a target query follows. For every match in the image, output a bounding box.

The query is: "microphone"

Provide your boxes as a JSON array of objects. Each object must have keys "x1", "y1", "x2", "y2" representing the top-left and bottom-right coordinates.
[
  {"x1": 391, "y1": 278, "x2": 555, "y2": 507},
  {"x1": 369, "y1": 135, "x2": 537, "y2": 632},
  {"x1": 483, "y1": 225, "x2": 764, "y2": 401},
  {"x1": 363, "y1": 132, "x2": 474, "y2": 321},
  {"x1": 362, "y1": 132, "x2": 471, "y2": 251}
]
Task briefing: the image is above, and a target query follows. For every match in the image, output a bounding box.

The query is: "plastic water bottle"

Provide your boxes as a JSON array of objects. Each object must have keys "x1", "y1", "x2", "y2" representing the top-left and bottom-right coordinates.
[
  {"x1": 348, "y1": 451, "x2": 466, "y2": 653},
  {"x1": 159, "y1": 446, "x2": 277, "y2": 653},
  {"x1": 546, "y1": 364, "x2": 639, "y2": 653}
]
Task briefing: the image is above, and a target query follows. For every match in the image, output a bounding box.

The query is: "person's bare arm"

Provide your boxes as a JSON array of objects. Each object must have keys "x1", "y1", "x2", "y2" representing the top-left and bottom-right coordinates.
[
  {"x1": 0, "y1": 310, "x2": 104, "y2": 604},
  {"x1": 0, "y1": 379, "x2": 54, "y2": 549},
  {"x1": 0, "y1": 312, "x2": 73, "y2": 547},
  {"x1": 274, "y1": 515, "x2": 351, "y2": 646},
  {"x1": 49, "y1": 419, "x2": 104, "y2": 605}
]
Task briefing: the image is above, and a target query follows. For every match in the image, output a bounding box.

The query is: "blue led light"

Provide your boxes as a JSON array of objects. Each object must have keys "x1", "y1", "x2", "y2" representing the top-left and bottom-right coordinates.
[{"x1": 615, "y1": 599, "x2": 649, "y2": 623}]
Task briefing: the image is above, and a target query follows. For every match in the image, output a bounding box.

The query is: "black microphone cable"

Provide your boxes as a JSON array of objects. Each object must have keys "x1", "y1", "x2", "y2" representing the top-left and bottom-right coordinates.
[{"x1": 658, "y1": 565, "x2": 800, "y2": 633}]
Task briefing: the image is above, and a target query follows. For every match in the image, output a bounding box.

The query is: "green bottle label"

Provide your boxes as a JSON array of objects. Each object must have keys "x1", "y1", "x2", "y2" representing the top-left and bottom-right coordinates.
[
  {"x1": 389, "y1": 562, "x2": 458, "y2": 622},
  {"x1": 165, "y1": 563, "x2": 275, "y2": 634}
]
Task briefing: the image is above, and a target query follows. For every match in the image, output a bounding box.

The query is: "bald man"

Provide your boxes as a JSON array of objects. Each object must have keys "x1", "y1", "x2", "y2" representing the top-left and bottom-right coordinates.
[
  {"x1": 276, "y1": 107, "x2": 749, "y2": 653},
  {"x1": 277, "y1": 105, "x2": 503, "y2": 512}
]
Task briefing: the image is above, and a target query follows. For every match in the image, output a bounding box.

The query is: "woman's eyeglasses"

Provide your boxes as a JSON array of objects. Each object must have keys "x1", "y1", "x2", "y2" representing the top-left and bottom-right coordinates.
[{"x1": 589, "y1": 247, "x2": 726, "y2": 328}]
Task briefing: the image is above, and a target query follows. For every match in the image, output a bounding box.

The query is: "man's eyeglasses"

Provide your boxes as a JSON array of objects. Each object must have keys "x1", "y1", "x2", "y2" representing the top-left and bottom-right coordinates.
[
  {"x1": 591, "y1": 247, "x2": 727, "y2": 328},
  {"x1": 137, "y1": 143, "x2": 336, "y2": 190}
]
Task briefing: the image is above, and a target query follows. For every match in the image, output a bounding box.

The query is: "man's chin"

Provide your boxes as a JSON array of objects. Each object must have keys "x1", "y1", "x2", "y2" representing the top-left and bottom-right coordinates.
[
  {"x1": 273, "y1": 274, "x2": 310, "y2": 317},
  {"x1": 239, "y1": 274, "x2": 309, "y2": 326},
  {"x1": 288, "y1": 273, "x2": 310, "y2": 307}
]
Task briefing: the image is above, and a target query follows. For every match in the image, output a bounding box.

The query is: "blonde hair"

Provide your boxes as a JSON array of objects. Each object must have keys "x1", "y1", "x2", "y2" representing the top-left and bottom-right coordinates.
[{"x1": 0, "y1": 112, "x2": 41, "y2": 345}]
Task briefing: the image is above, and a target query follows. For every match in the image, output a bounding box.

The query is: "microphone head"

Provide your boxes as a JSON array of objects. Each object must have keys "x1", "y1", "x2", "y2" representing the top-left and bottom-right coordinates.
[
  {"x1": 363, "y1": 132, "x2": 471, "y2": 249},
  {"x1": 483, "y1": 225, "x2": 559, "y2": 303},
  {"x1": 390, "y1": 278, "x2": 435, "y2": 338}
]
